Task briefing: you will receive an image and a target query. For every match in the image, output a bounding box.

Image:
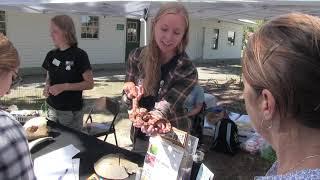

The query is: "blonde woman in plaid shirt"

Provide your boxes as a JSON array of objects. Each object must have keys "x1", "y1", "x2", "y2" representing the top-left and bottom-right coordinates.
[
  {"x1": 123, "y1": 2, "x2": 198, "y2": 137},
  {"x1": 0, "y1": 34, "x2": 36, "y2": 180}
]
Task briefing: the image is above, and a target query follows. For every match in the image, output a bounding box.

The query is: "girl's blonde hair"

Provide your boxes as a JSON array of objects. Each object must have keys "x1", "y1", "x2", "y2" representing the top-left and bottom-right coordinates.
[{"x1": 139, "y1": 2, "x2": 189, "y2": 96}]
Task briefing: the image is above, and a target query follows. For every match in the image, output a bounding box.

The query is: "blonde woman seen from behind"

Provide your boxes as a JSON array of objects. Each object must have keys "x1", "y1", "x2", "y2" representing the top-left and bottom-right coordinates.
[
  {"x1": 0, "y1": 33, "x2": 36, "y2": 180},
  {"x1": 243, "y1": 13, "x2": 320, "y2": 179}
]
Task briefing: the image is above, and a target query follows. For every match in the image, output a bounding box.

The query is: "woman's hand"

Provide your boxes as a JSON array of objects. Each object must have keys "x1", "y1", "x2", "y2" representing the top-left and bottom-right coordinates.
[
  {"x1": 154, "y1": 120, "x2": 171, "y2": 134},
  {"x1": 123, "y1": 82, "x2": 144, "y2": 101},
  {"x1": 49, "y1": 84, "x2": 67, "y2": 96},
  {"x1": 130, "y1": 109, "x2": 171, "y2": 135},
  {"x1": 43, "y1": 72, "x2": 50, "y2": 97},
  {"x1": 124, "y1": 82, "x2": 136, "y2": 99},
  {"x1": 43, "y1": 85, "x2": 50, "y2": 97},
  {"x1": 141, "y1": 124, "x2": 157, "y2": 136}
]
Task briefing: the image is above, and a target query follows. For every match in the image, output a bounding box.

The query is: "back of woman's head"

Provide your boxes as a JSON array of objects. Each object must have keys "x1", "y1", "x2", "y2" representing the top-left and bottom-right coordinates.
[
  {"x1": 51, "y1": 15, "x2": 78, "y2": 47},
  {"x1": 243, "y1": 13, "x2": 320, "y2": 128},
  {"x1": 0, "y1": 33, "x2": 19, "y2": 73}
]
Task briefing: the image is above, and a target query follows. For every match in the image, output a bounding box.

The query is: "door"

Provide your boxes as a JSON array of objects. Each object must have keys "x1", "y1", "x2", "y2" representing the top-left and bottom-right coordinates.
[{"x1": 125, "y1": 19, "x2": 141, "y2": 61}]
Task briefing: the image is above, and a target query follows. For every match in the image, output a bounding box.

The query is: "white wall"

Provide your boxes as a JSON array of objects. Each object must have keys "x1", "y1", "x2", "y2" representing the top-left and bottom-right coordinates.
[
  {"x1": 6, "y1": 11, "x2": 127, "y2": 68},
  {"x1": 142, "y1": 18, "x2": 243, "y2": 61},
  {"x1": 141, "y1": 17, "x2": 205, "y2": 60},
  {"x1": 186, "y1": 18, "x2": 204, "y2": 60},
  {"x1": 6, "y1": 11, "x2": 53, "y2": 68},
  {"x1": 6, "y1": 11, "x2": 243, "y2": 69},
  {"x1": 75, "y1": 16, "x2": 126, "y2": 64},
  {"x1": 202, "y1": 19, "x2": 243, "y2": 59}
]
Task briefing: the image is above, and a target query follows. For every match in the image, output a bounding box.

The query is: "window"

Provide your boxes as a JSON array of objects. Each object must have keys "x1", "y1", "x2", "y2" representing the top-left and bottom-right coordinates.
[
  {"x1": 81, "y1": 16, "x2": 99, "y2": 39},
  {"x1": 227, "y1": 31, "x2": 236, "y2": 46},
  {"x1": 127, "y1": 22, "x2": 138, "y2": 42},
  {"x1": 0, "y1": 11, "x2": 6, "y2": 35},
  {"x1": 211, "y1": 29, "x2": 219, "y2": 49}
]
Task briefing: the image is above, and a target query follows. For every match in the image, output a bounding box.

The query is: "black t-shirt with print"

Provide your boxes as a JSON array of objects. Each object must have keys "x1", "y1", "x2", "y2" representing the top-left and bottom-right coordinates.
[{"x1": 42, "y1": 47, "x2": 91, "y2": 111}]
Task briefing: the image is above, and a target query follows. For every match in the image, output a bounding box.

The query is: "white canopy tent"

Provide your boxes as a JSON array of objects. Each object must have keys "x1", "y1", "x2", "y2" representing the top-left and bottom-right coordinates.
[
  {"x1": 2, "y1": 0, "x2": 320, "y2": 70},
  {"x1": 1, "y1": 0, "x2": 320, "y2": 23}
]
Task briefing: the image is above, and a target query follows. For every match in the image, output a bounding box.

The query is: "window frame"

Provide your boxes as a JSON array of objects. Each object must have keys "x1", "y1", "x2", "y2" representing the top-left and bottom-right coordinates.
[
  {"x1": 227, "y1": 31, "x2": 236, "y2": 46},
  {"x1": 0, "y1": 11, "x2": 6, "y2": 35},
  {"x1": 211, "y1": 29, "x2": 219, "y2": 49},
  {"x1": 127, "y1": 21, "x2": 138, "y2": 43},
  {"x1": 80, "y1": 15, "x2": 99, "y2": 39}
]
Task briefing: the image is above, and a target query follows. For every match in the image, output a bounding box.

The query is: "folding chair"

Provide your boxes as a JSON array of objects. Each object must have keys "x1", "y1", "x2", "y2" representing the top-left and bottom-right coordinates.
[{"x1": 82, "y1": 97, "x2": 119, "y2": 147}]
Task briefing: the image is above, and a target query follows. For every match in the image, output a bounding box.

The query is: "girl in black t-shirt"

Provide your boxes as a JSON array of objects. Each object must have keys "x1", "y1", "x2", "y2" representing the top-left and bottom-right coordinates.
[{"x1": 42, "y1": 15, "x2": 94, "y2": 130}]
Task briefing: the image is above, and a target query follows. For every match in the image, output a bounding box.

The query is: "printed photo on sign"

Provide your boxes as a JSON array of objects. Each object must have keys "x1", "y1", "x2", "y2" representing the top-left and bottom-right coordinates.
[
  {"x1": 141, "y1": 136, "x2": 185, "y2": 180},
  {"x1": 145, "y1": 153, "x2": 156, "y2": 167}
]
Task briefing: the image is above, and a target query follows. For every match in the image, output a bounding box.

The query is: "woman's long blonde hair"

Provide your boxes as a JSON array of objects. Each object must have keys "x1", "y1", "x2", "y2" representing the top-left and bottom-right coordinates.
[{"x1": 139, "y1": 2, "x2": 189, "y2": 96}]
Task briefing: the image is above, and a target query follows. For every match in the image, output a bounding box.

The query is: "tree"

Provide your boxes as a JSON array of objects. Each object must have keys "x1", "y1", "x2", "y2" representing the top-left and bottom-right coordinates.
[{"x1": 242, "y1": 20, "x2": 265, "y2": 50}]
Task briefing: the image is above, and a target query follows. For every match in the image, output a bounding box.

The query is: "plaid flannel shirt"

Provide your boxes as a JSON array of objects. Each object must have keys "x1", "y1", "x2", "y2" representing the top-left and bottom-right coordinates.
[
  {"x1": 0, "y1": 111, "x2": 36, "y2": 180},
  {"x1": 124, "y1": 47, "x2": 198, "y2": 132}
]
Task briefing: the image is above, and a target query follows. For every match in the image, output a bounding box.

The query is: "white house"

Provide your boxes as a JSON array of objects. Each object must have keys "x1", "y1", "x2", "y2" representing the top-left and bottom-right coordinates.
[
  {"x1": 0, "y1": 10, "x2": 243, "y2": 74},
  {"x1": 2, "y1": 0, "x2": 320, "y2": 75}
]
